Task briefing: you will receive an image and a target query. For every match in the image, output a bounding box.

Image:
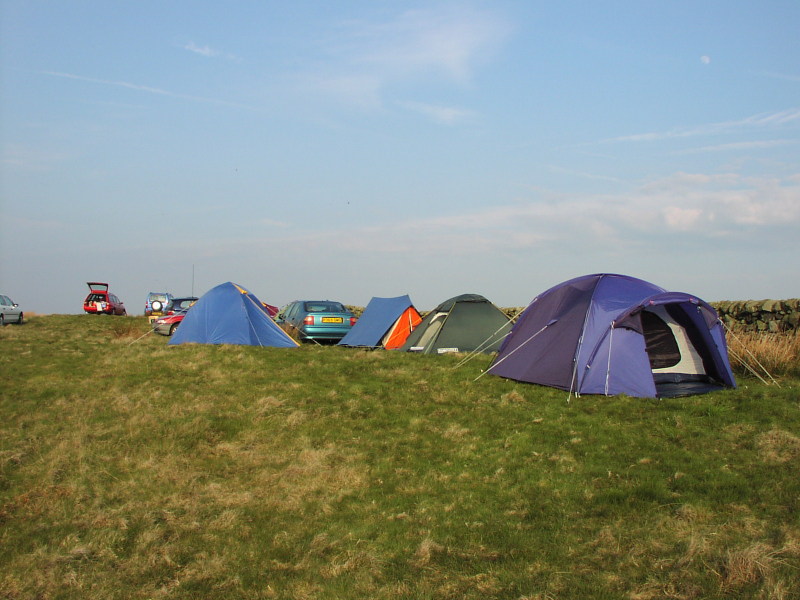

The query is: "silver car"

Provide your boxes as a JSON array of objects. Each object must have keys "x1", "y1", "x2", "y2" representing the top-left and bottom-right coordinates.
[{"x1": 0, "y1": 295, "x2": 23, "y2": 325}]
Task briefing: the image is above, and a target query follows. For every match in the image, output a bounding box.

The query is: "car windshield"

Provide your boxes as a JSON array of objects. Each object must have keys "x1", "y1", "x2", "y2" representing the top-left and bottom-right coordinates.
[{"x1": 304, "y1": 301, "x2": 346, "y2": 313}]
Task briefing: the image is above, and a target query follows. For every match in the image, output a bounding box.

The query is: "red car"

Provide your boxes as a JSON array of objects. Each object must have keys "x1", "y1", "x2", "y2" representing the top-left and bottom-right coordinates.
[
  {"x1": 83, "y1": 282, "x2": 127, "y2": 315},
  {"x1": 152, "y1": 296, "x2": 198, "y2": 336}
]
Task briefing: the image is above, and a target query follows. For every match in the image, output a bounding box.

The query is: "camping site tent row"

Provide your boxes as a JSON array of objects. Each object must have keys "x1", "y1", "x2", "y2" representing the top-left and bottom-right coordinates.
[
  {"x1": 400, "y1": 293, "x2": 512, "y2": 355},
  {"x1": 169, "y1": 282, "x2": 298, "y2": 348},
  {"x1": 338, "y1": 295, "x2": 422, "y2": 349},
  {"x1": 488, "y1": 274, "x2": 736, "y2": 398}
]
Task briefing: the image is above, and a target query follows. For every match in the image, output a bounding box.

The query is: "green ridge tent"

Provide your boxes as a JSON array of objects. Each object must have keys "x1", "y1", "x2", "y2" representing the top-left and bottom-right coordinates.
[{"x1": 400, "y1": 293, "x2": 511, "y2": 354}]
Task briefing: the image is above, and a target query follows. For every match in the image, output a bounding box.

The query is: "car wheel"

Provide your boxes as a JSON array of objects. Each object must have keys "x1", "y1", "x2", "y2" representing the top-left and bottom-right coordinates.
[
  {"x1": 0, "y1": 314, "x2": 4, "y2": 326},
  {"x1": 17, "y1": 312, "x2": 23, "y2": 324},
  {"x1": 169, "y1": 323, "x2": 178, "y2": 336}
]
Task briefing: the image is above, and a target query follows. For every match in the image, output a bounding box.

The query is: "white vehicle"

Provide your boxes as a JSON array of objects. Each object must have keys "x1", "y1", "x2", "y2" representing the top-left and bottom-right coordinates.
[{"x1": 0, "y1": 295, "x2": 23, "y2": 325}]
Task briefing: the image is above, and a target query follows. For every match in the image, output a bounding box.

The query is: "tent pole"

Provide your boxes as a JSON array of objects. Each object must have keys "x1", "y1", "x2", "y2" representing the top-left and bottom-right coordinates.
[{"x1": 604, "y1": 325, "x2": 614, "y2": 395}]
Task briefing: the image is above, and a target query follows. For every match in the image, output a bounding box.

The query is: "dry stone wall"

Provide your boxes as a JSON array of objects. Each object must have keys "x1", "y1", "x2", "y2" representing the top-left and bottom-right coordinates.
[
  {"x1": 711, "y1": 299, "x2": 800, "y2": 333},
  {"x1": 352, "y1": 301, "x2": 799, "y2": 333}
]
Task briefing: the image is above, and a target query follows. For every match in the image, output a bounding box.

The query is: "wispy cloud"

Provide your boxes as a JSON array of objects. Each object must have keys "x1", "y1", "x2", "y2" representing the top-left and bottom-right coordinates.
[
  {"x1": 260, "y1": 218, "x2": 289, "y2": 228},
  {"x1": 184, "y1": 41, "x2": 219, "y2": 57},
  {"x1": 398, "y1": 101, "x2": 475, "y2": 125},
  {"x1": 346, "y1": 7, "x2": 512, "y2": 83},
  {"x1": 301, "y1": 6, "x2": 512, "y2": 115},
  {"x1": 674, "y1": 139, "x2": 795, "y2": 154},
  {"x1": 762, "y1": 71, "x2": 800, "y2": 83},
  {"x1": 240, "y1": 172, "x2": 800, "y2": 258},
  {"x1": 40, "y1": 70, "x2": 253, "y2": 109},
  {"x1": 546, "y1": 165, "x2": 627, "y2": 184},
  {"x1": 1, "y1": 142, "x2": 71, "y2": 172},
  {"x1": 182, "y1": 41, "x2": 239, "y2": 61},
  {"x1": 301, "y1": 73, "x2": 383, "y2": 109},
  {"x1": 604, "y1": 108, "x2": 800, "y2": 144}
]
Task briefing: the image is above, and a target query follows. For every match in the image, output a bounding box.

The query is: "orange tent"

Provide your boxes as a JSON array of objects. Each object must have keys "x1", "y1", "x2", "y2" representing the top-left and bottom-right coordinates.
[
  {"x1": 338, "y1": 295, "x2": 422, "y2": 349},
  {"x1": 382, "y1": 305, "x2": 423, "y2": 349}
]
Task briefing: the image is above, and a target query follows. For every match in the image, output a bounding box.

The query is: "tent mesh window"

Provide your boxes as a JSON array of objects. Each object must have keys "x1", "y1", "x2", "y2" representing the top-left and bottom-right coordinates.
[
  {"x1": 641, "y1": 310, "x2": 681, "y2": 370},
  {"x1": 416, "y1": 314, "x2": 446, "y2": 350}
]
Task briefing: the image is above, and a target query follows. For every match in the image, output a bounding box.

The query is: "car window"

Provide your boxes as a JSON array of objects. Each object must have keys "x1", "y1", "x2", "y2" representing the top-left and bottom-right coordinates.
[
  {"x1": 304, "y1": 302, "x2": 345, "y2": 313},
  {"x1": 0, "y1": 296, "x2": 9, "y2": 306},
  {"x1": 174, "y1": 299, "x2": 195, "y2": 310},
  {"x1": 285, "y1": 303, "x2": 298, "y2": 320}
]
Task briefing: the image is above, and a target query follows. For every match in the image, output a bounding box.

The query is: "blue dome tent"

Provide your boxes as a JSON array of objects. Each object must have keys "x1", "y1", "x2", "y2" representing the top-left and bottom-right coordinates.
[{"x1": 169, "y1": 282, "x2": 298, "y2": 348}]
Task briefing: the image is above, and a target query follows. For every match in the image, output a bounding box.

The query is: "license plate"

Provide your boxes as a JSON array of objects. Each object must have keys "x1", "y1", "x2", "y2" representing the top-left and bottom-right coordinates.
[{"x1": 321, "y1": 317, "x2": 343, "y2": 323}]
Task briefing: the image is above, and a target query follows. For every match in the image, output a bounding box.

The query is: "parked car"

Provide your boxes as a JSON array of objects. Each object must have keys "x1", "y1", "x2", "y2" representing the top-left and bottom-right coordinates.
[
  {"x1": 166, "y1": 296, "x2": 198, "y2": 314},
  {"x1": 145, "y1": 291, "x2": 174, "y2": 318},
  {"x1": 0, "y1": 294, "x2": 23, "y2": 325},
  {"x1": 275, "y1": 300, "x2": 357, "y2": 342},
  {"x1": 83, "y1": 282, "x2": 127, "y2": 315},
  {"x1": 152, "y1": 296, "x2": 198, "y2": 336}
]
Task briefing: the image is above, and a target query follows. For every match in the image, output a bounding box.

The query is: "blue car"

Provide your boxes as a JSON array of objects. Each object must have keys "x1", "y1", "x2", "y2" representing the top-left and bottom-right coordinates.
[
  {"x1": 276, "y1": 300, "x2": 357, "y2": 343},
  {"x1": 145, "y1": 291, "x2": 174, "y2": 318}
]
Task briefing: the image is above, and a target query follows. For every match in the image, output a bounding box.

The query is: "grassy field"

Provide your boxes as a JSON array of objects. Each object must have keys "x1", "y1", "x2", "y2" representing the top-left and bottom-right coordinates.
[{"x1": 1, "y1": 315, "x2": 799, "y2": 600}]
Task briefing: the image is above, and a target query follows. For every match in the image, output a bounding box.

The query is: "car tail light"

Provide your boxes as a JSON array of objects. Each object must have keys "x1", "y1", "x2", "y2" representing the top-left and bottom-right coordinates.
[
  {"x1": 304, "y1": 315, "x2": 315, "y2": 326},
  {"x1": 350, "y1": 317, "x2": 357, "y2": 326}
]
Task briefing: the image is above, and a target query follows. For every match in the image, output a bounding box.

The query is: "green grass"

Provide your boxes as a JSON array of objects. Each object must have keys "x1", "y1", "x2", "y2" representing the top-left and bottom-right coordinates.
[{"x1": 2, "y1": 315, "x2": 799, "y2": 599}]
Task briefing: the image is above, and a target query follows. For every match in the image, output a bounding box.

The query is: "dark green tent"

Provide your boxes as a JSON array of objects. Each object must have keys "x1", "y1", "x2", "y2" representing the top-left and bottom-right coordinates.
[{"x1": 400, "y1": 294, "x2": 511, "y2": 354}]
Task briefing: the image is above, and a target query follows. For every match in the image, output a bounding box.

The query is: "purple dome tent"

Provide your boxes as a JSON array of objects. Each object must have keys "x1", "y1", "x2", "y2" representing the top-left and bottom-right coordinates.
[{"x1": 488, "y1": 274, "x2": 736, "y2": 398}]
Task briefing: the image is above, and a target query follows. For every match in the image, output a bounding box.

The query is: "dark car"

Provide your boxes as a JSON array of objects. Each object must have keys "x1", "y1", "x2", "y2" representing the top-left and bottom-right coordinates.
[
  {"x1": 152, "y1": 296, "x2": 198, "y2": 336},
  {"x1": 83, "y1": 282, "x2": 126, "y2": 315},
  {"x1": 275, "y1": 300, "x2": 356, "y2": 342},
  {"x1": 166, "y1": 296, "x2": 198, "y2": 314}
]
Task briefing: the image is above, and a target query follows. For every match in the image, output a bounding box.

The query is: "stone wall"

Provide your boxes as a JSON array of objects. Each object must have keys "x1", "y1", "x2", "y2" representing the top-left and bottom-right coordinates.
[
  {"x1": 501, "y1": 302, "x2": 800, "y2": 333},
  {"x1": 711, "y1": 299, "x2": 800, "y2": 333},
  {"x1": 352, "y1": 300, "x2": 800, "y2": 333}
]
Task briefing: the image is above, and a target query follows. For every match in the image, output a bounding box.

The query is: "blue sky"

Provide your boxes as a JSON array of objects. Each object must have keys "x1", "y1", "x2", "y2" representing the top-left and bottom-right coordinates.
[{"x1": 2, "y1": 1, "x2": 798, "y2": 314}]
